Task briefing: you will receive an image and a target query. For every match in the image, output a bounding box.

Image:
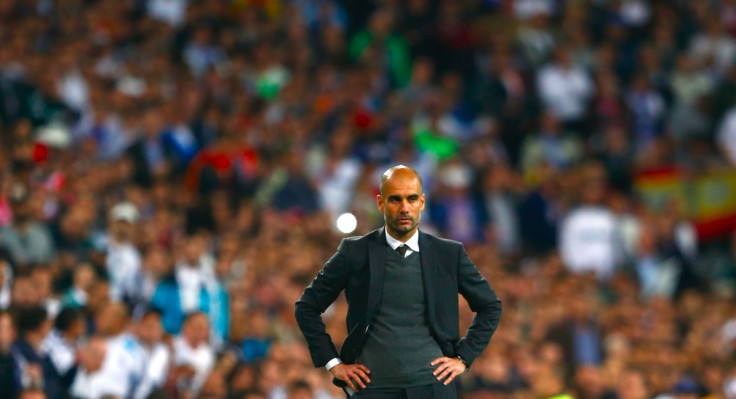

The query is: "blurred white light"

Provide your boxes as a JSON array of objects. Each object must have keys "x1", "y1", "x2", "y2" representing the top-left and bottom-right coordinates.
[{"x1": 336, "y1": 213, "x2": 357, "y2": 234}]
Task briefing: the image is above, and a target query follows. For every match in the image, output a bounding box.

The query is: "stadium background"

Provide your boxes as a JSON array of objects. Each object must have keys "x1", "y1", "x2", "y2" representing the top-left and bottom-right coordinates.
[{"x1": 1, "y1": 0, "x2": 736, "y2": 398}]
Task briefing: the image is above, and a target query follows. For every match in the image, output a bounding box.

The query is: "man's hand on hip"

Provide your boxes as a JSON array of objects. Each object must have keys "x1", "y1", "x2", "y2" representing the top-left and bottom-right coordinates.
[
  {"x1": 431, "y1": 356, "x2": 467, "y2": 385},
  {"x1": 329, "y1": 363, "x2": 371, "y2": 391}
]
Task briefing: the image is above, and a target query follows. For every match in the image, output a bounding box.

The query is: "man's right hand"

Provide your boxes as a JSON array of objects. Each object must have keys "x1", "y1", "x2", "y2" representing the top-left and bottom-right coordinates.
[{"x1": 329, "y1": 363, "x2": 371, "y2": 391}]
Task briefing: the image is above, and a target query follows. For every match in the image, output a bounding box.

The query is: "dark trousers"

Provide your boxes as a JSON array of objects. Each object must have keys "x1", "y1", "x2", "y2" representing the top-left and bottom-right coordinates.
[{"x1": 348, "y1": 381, "x2": 457, "y2": 399}]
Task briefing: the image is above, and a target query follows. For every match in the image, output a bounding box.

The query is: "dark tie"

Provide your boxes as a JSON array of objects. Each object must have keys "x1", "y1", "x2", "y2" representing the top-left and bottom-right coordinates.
[{"x1": 396, "y1": 244, "x2": 409, "y2": 257}]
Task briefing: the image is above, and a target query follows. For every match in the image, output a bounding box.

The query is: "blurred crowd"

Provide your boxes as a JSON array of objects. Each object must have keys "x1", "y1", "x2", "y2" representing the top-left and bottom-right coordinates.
[{"x1": 1, "y1": 0, "x2": 736, "y2": 398}]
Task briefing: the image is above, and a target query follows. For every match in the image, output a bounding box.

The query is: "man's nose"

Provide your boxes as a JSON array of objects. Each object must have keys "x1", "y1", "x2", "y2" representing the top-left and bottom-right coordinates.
[{"x1": 399, "y1": 200, "x2": 410, "y2": 212}]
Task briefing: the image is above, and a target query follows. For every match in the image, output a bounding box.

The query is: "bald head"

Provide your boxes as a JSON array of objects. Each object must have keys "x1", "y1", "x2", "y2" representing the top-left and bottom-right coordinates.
[{"x1": 380, "y1": 165, "x2": 423, "y2": 197}]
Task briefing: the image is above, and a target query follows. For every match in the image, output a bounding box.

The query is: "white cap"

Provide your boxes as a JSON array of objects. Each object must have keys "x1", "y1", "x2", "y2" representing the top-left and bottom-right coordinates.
[{"x1": 110, "y1": 202, "x2": 139, "y2": 224}]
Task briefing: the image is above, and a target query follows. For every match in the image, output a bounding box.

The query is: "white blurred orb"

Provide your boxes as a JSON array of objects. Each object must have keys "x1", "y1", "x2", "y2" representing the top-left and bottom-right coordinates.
[{"x1": 336, "y1": 213, "x2": 358, "y2": 234}]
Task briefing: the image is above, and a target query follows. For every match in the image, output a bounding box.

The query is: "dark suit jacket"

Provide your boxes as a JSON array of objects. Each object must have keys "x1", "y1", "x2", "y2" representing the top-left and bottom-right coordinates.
[{"x1": 295, "y1": 228, "x2": 502, "y2": 384}]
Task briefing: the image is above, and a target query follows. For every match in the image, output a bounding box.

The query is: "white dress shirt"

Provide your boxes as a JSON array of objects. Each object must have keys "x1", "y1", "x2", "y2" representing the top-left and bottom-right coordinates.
[
  {"x1": 384, "y1": 229, "x2": 420, "y2": 257},
  {"x1": 172, "y1": 335, "x2": 214, "y2": 395}
]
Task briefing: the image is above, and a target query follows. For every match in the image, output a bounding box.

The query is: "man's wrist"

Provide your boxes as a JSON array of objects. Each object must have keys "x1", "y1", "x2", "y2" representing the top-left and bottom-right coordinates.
[
  {"x1": 325, "y1": 358, "x2": 342, "y2": 371},
  {"x1": 457, "y1": 355, "x2": 468, "y2": 371}
]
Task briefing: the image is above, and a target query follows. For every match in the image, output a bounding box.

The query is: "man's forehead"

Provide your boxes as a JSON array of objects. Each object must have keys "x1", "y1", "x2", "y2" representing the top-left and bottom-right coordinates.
[{"x1": 383, "y1": 178, "x2": 422, "y2": 193}]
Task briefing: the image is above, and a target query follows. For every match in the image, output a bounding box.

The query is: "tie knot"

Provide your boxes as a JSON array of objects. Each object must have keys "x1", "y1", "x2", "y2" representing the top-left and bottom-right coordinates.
[{"x1": 396, "y1": 244, "x2": 409, "y2": 257}]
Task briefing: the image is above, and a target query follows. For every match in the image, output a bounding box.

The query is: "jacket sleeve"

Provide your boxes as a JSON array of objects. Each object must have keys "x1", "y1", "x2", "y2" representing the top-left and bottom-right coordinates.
[
  {"x1": 294, "y1": 239, "x2": 351, "y2": 368},
  {"x1": 455, "y1": 245, "x2": 502, "y2": 367}
]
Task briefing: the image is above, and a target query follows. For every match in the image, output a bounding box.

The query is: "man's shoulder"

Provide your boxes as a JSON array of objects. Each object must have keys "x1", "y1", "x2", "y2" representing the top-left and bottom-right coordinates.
[
  {"x1": 341, "y1": 228, "x2": 382, "y2": 245},
  {"x1": 420, "y1": 230, "x2": 463, "y2": 250}
]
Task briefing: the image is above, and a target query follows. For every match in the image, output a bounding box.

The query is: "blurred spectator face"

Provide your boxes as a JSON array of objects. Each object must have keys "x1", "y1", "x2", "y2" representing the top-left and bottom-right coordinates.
[
  {"x1": 31, "y1": 268, "x2": 53, "y2": 301},
  {"x1": 9, "y1": 184, "x2": 32, "y2": 223},
  {"x1": 142, "y1": 110, "x2": 163, "y2": 140},
  {"x1": 229, "y1": 363, "x2": 256, "y2": 392},
  {"x1": 67, "y1": 316, "x2": 85, "y2": 341},
  {"x1": 369, "y1": 9, "x2": 395, "y2": 36},
  {"x1": 581, "y1": 178, "x2": 606, "y2": 205},
  {"x1": 137, "y1": 312, "x2": 163, "y2": 345},
  {"x1": 575, "y1": 366, "x2": 604, "y2": 398},
  {"x1": 12, "y1": 276, "x2": 41, "y2": 306},
  {"x1": 570, "y1": 294, "x2": 593, "y2": 323},
  {"x1": 18, "y1": 389, "x2": 46, "y2": 399},
  {"x1": 143, "y1": 246, "x2": 171, "y2": 278},
  {"x1": 199, "y1": 371, "x2": 226, "y2": 399},
  {"x1": 193, "y1": 27, "x2": 212, "y2": 46},
  {"x1": 110, "y1": 215, "x2": 136, "y2": 242},
  {"x1": 182, "y1": 313, "x2": 209, "y2": 347},
  {"x1": 95, "y1": 302, "x2": 128, "y2": 336},
  {"x1": 539, "y1": 341, "x2": 564, "y2": 364},
  {"x1": 411, "y1": 58, "x2": 434, "y2": 85},
  {"x1": 60, "y1": 208, "x2": 90, "y2": 241},
  {"x1": 73, "y1": 263, "x2": 96, "y2": 291},
  {"x1": 540, "y1": 112, "x2": 560, "y2": 135},
  {"x1": 79, "y1": 336, "x2": 106, "y2": 372},
  {"x1": 554, "y1": 46, "x2": 573, "y2": 68},
  {"x1": 287, "y1": 385, "x2": 312, "y2": 399},
  {"x1": 0, "y1": 311, "x2": 15, "y2": 352}
]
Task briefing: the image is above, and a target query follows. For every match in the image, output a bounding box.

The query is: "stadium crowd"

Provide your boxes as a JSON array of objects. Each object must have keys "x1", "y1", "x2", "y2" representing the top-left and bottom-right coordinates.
[{"x1": 1, "y1": 0, "x2": 736, "y2": 398}]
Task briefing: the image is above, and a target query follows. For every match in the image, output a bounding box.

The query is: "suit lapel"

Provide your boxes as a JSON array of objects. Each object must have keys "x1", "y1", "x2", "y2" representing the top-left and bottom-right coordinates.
[
  {"x1": 418, "y1": 231, "x2": 438, "y2": 327},
  {"x1": 366, "y1": 228, "x2": 386, "y2": 323}
]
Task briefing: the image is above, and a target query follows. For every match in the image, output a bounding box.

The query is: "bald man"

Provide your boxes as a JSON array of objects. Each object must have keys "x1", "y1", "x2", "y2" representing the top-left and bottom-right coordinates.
[{"x1": 295, "y1": 165, "x2": 502, "y2": 399}]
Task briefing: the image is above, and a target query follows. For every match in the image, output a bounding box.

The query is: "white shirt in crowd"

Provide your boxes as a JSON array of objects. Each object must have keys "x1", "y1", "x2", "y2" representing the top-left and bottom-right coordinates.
[
  {"x1": 72, "y1": 333, "x2": 147, "y2": 399},
  {"x1": 147, "y1": 0, "x2": 187, "y2": 27},
  {"x1": 559, "y1": 205, "x2": 621, "y2": 281},
  {"x1": 537, "y1": 63, "x2": 594, "y2": 122},
  {"x1": 106, "y1": 239, "x2": 142, "y2": 303},
  {"x1": 172, "y1": 335, "x2": 215, "y2": 396},
  {"x1": 175, "y1": 253, "x2": 217, "y2": 314},
  {"x1": 717, "y1": 107, "x2": 736, "y2": 166},
  {"x1": 0, "y1": 262, "x2": 12, "y2": 310},
  {"x1": 41, "y1": 329, "x2": 77, "y2": 376},
  {"x1": 133, "y1": 342, "x2": 171, "y2": 399}
]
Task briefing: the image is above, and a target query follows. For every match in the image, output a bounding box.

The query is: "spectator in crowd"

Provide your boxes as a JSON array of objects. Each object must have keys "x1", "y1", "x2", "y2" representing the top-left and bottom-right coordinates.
[
  {"x1": 132, "y1": 309, "x2": 169, "y2": 399},
  {"x1": 0, "y1": 184, "x2": 55, "y2": 269},
  {"x1": 559, "y1": 163, "x2": 622, "y2": 281},
  {"x1": 12, "y1": 306, "x2": 52, "y2": 392},
  {"x1": 40, "y1": 307, "x2": 84, "y2": 399},
  {"x1": 172, "y1": 312, "x2": 215, "y2": 397},
  {"x1": 0, "y1": 310, "x2": 19, "y2": 398},
  {"x1": 105, "y1": 202, "x2": 143, "y2": 305}
]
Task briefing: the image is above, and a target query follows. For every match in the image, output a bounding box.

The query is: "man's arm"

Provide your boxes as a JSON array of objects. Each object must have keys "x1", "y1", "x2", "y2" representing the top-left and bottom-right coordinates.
[
  {"x1": 294, "y1": 239, "x2": 351, "y2": 368},
  {"x1": 455, "y1": 245, "x2": 502, "y2": 367}
]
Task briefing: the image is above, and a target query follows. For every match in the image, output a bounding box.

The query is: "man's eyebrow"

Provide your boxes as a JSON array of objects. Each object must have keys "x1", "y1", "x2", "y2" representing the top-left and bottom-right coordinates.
[{"x1": 387, "y1": 194, "x2": 420, "y2": 200}]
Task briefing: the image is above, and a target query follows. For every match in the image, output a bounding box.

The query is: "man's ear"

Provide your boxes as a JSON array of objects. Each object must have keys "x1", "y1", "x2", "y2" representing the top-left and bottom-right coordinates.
[
  {"x1": 376, "y1": 195, "x2": 384, "y2": 212},
  {"x1": 420, "y1": 193, "x2": 426, "y2": 211}
]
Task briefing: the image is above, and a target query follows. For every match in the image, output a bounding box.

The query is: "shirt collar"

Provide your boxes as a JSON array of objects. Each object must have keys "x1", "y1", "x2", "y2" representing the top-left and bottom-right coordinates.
[{"x1": 385, "y1": 228, "x2": 420, "y2": 253}]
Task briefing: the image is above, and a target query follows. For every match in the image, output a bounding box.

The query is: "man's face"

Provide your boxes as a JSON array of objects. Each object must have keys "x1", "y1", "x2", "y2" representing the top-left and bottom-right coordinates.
[
  {"x1": 377, "y1": 173, "x2": 425, "y2": 240},
  {"x1": 184, "y1": 314, "x2": 209, "y2": 347},
  {"x1": 138, "y1": 313, "x2": 163, "y2": 344}
]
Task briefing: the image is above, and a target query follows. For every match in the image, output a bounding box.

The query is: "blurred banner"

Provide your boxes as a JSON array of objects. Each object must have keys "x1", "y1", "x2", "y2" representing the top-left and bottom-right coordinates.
[{"x1": 635, "y1": 167, "x2": 736, "y2": 241}]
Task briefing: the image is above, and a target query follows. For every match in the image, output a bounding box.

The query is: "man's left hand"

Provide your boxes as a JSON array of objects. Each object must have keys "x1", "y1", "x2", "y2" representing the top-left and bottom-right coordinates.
[{"x1": 430, "y1": 356, "x2": 467, "y2": 385}]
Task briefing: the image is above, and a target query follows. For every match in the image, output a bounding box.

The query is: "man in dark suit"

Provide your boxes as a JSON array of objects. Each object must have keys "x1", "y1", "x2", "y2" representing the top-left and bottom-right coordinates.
[{"x1": 295, "y1": 165, "x2": 502, "y2": 398}]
